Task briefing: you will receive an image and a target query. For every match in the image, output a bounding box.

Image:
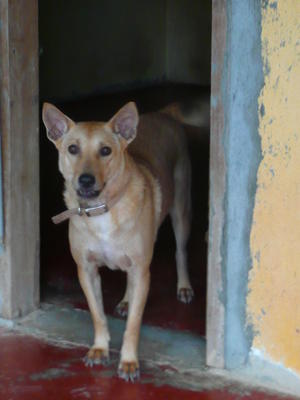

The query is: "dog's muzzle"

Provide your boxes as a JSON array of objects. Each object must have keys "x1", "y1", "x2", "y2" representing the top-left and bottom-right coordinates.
[
  {"x1": 77, "y1": 173, "x2": 101, "y2": 199},
  {"x1": 77, "y1": 188, "x2": 101, "y2": 199}
]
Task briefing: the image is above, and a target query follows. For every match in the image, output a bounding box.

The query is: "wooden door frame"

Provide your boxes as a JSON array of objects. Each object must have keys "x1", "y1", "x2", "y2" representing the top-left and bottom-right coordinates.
[
  {"x1": 206, "y1": 0, "x2": 226, "y2": 369},
  {"x1": 0, "y1": 0, "x2": 39, "y2": 318}
]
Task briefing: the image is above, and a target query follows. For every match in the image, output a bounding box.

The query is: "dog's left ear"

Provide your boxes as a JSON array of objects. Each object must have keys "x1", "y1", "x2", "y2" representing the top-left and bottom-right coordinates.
[{"x1": 108, "y1": 102, "x2": 139, "y2": 145}]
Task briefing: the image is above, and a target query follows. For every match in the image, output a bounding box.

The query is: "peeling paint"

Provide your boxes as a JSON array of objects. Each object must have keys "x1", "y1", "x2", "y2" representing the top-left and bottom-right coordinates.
[
  {"x1": 269, "y1": 2, "x2": 278, "y2": 10},
  {"x1": 248, "y1": 0, "x2": 300, "y2": 375}
]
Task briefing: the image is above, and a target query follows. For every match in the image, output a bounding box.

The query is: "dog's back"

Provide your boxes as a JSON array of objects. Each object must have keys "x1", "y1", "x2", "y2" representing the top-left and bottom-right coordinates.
[{"x1": 129, "y1": 111, "x2": 187, "y2": 221}]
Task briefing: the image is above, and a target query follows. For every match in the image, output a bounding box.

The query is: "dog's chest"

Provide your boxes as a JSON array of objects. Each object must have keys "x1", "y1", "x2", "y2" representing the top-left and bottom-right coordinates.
[{"x1": 80, "y1": 212, "x2": 134, "y2": 271}]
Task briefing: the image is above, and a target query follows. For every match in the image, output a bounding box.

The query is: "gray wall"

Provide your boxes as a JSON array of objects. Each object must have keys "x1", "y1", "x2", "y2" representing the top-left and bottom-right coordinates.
[
  {"x1": 208, "y1": 0, "x2": 263, "y2": 369},
  {"x1": 39, "y1": 0, "x2": 211, "y2": 101}
]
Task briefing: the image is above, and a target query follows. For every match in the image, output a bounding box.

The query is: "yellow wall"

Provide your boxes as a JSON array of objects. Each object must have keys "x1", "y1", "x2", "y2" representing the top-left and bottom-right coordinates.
[{"x1": 248, "y1": 0, "x2": 300, "y2": 374}]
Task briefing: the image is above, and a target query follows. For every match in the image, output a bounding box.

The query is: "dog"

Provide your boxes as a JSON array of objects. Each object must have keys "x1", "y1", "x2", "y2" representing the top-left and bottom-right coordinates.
[{"x1": 42, "y1": 98, "x2": 207, "y2": 381}]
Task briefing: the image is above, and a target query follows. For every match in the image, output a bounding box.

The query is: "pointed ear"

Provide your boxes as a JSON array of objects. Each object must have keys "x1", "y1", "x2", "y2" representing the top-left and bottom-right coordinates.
[
  {"x1": 42, "y1": 103, "x2": 75, "y2": 146},
  {"x1": 108, "y1": 102, "x2": 139, "y2": 145}
]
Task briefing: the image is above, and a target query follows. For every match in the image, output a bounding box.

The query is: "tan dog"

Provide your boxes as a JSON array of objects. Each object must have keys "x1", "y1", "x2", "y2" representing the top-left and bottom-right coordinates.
[{"x1": 42, "y1": 101, "x2": 195, "y2": 382}]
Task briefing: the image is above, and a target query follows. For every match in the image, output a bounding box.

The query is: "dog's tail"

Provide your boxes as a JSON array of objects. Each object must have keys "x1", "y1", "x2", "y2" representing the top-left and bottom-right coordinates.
[{"x1": 160, "y1": 95, "x2": 210, "y2": 129}]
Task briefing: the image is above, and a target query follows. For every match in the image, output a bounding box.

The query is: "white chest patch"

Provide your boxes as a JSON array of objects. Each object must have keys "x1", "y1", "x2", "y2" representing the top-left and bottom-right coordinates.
[
  {"x1": 87, "y1": 240, "x2": 132, "y2": 271},
  {"x1": 87, "y1": 212, "x2": 116, "y2": 239},
  {"x1": 74, "y1": 213, "x2": 133, "y2": 271}
]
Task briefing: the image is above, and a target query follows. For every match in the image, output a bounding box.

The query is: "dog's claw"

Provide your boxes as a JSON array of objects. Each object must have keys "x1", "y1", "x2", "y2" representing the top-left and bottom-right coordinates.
[
  {"x1": 177, "y1": 288, "x2": 194, "y2": 304},
  {"x1": 84, "y1": 356, "x2": 98, "y2": 367},
  {"x1": 84, "y1": 348, "x2": 109, "y2": 367},
  {"x1": 115, "y1": 301, "x2": 129, "y2": 318},
  {"x1": 118, "y1": 362, "x2": 140, "y2": 382}
]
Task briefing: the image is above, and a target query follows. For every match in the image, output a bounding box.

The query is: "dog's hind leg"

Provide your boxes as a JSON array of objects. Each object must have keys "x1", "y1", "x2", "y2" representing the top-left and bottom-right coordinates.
[
  {"x1": 170, "y1": 155, "x2": 194, "y2": 304},
  {"x1": 115, "y1": 277, "x2": 132, "y2": 318}
]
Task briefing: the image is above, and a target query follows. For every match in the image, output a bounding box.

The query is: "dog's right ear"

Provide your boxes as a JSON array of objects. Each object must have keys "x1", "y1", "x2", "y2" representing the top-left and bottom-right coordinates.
[
  {"x1": 42, "y1": 103, "x2": 75, "y2": 147},
  {"x1": 108, "y1": 102, "x2": 139, "y2": 146}
]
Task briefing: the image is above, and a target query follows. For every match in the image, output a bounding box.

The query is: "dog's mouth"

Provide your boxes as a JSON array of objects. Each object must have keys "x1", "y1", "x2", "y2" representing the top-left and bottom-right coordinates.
[{"x1": 77, "y1": 188, "x2": 101, "y2": 199}]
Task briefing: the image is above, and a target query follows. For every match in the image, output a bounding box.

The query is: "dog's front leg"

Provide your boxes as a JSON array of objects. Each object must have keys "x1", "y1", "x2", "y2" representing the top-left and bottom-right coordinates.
[
  {"x1": 77, "y1": 262, "x2": 110, "y2": 366},
  {"x1": 118, "y1": 266, "x2": 150, "y2": 382}
]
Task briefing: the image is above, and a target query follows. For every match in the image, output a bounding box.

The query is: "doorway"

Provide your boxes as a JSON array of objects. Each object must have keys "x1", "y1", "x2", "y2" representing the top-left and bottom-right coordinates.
[{"x1": 39, "y1": 1, "x2": 211, "y2": 341}]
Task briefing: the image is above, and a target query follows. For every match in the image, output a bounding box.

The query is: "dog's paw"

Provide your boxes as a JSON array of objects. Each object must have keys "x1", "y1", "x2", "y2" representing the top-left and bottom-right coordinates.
[
  {"x1": 84, "y1": 347, "x2": 109, "y2": 367},
  {"x1": 177, "y1": 287, "x2": 194, "y2": 304},
  {"x1": 118, "y1": 361, "x2": 140, "y2": 382},
  {"x1": 115, "y1": 301, "x2": 129, "y2": 318}
]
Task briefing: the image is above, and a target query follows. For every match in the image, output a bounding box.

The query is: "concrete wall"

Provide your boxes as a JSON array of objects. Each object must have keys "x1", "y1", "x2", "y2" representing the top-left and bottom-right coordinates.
[
  {"x1": 247, "y1": 0, "x2": 300, "y2": 376},
  {"x1": 209, "y1": 0, "x2": 263, "y2": 370},
  {"x1": 39, "y1": 0, "x2": 211, "y2": 101},
  {"x1": 223, "y1": 0, "x2": 264, "y2": 369}
]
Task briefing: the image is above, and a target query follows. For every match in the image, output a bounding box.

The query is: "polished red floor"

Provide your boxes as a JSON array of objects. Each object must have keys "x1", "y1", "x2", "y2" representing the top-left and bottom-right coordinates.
[{"x1": 0, "y1": 329, "x2": 291, "y2": 400}]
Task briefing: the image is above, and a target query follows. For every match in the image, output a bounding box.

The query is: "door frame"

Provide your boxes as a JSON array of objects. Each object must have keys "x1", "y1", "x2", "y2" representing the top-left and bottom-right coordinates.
[
  {"x1": 206, "y1": 0, "x2": 226, "y2": 369},
  {"x1": 0, "y1": 0, "x2": 227, "y2": 369},
  {"x1": 0, "y1": 0, "x2": 39, "y2": 318}
]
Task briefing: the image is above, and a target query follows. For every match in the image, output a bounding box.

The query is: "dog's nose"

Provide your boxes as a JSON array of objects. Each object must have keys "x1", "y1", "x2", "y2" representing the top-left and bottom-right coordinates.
[{"x1": 78, "y1": 173, "x2": 96, "y2": 188}]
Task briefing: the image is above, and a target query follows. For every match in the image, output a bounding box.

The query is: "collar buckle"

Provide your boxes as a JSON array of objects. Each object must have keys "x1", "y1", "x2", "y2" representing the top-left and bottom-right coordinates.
[{"x1": 82, "y1": 203, "x2": 108, "y2": 217}]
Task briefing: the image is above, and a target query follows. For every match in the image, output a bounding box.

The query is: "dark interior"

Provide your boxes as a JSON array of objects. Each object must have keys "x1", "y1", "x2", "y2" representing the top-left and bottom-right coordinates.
[{"x1": 39, "y1": 1, "x2": 211, "y2": 338}]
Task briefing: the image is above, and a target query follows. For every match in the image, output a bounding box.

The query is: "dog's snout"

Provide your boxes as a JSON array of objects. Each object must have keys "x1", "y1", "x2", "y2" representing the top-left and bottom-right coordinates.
[{"x1": 79, "y1": 173, "x2": 96, "y2": 188}]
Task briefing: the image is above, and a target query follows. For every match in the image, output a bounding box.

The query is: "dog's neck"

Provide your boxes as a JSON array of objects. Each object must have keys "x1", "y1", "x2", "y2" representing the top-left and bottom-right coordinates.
[{"x1": 96, "y1": 155, "x2": 132, "y2": 208}]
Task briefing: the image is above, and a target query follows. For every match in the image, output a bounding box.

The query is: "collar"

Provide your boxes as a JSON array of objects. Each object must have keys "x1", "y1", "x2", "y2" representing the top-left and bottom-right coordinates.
[
  {"x1": 52, "y1": 203, "x2": 108, "y2": 224},
  {"x1": 52, "y1": 171, "x2": 131, "y2": 225}
]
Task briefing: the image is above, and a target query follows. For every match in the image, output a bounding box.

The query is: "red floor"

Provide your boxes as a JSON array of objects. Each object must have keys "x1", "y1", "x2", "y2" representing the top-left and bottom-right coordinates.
[{"x1": 0, "y1": 328, "x2": 292, "y2": 400}]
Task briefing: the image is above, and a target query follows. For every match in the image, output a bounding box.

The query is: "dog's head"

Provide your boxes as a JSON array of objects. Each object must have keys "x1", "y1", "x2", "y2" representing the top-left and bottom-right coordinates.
[{"x1": 42, "y1": 102, "x2": 138, "y2": 203}]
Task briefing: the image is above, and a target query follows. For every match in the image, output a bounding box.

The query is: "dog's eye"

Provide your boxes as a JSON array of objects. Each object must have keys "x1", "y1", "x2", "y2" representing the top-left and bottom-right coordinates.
[
  {"x1": 99, "y1": 146, "x2": 112, "y2": 157},
  {"x1": 68, "y1": 144, "x2": 80, "y2": 155}
]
